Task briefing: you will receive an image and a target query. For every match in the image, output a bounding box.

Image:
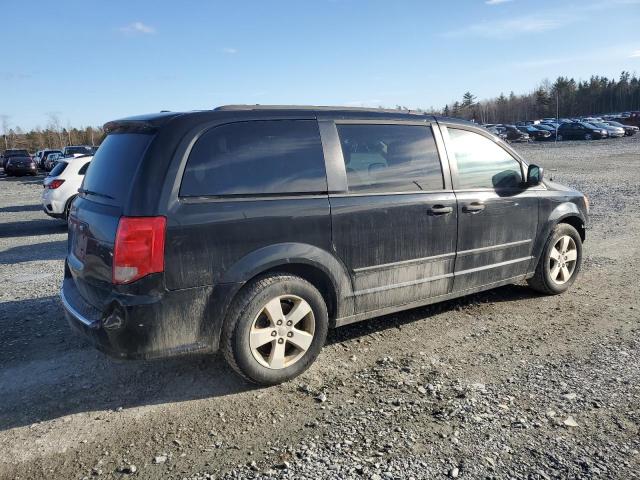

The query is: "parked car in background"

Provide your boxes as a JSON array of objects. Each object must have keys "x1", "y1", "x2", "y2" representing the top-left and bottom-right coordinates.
[
  {"x1": 4, "y1": 154, "x2": 37, "y2": 176},
  {"x1": 557, "y1": 122, "x2": 608, "y2": 141},
  {"x1": 62, "y1": 145, "x2": 96, "y2": 158},
  {"x1": 44, "y1": 152, "x2": 65, "y2": 171},
  {"x1": 587, "y1": 122, "x2": 625, "y2": 138},
  {"x1": 486, "y1": 126, "x2": 508, "y2": 141},
  {"x1": 37, "y1": 149, "x2": 63, "y2": 169},
  {"x1": 503, "y1": 125, "x2": 530, "y2": 142},
  {"x1": 42, "y1": 155, "x2": 93, "y2": 221},
  {"x1": 1, "y1": 149, "x2": 30, "y2": 169},
  {"x1": 517, "y1": 125, "x2": 552, "y2": 141},
  {"x1": 60, "y1": 106, "x2": 588, "y2": 385},
  {"x1": 534, "y1": 124, "x2": 558, "y2": 136},
  {"x1": 604, "y1": 120, "x2": 638, "y2": 136}
]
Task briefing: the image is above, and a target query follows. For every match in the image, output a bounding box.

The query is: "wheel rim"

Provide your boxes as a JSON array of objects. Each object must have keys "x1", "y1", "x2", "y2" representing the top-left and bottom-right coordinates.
[
  {"x1": 249, "y1": 295, "x2": 315, "y2": 370},
  {"x1": 549, "y1": 235, "x2": 578, "y2": 285},
  {"x1": 585, "y1": 134, "x2": 592, "y2": 140}
]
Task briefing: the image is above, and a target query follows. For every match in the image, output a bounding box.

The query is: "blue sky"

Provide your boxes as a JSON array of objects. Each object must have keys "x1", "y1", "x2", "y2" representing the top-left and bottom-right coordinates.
[{"x1": 2, "y1": 0, "x2": 639, "y2": 130}]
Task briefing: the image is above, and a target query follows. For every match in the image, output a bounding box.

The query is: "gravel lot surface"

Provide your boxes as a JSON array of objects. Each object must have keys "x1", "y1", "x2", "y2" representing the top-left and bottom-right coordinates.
[{"x1": 1, "y1": 137, "x2": 639, "y2": 479}]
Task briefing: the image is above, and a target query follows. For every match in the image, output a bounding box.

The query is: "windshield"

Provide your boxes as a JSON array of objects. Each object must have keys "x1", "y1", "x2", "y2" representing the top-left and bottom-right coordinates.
[{"x1": 81, "y1": 133, "x2": 154, "y2": 205}]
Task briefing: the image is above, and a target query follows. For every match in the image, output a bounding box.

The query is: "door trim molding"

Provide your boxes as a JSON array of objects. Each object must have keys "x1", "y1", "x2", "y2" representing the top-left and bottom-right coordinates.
[
  {"x1": 351, "y1": 272, "x2": 453, "y2": 297},
  {"x1": 455, "y1": 256, "x2": 533, "y2": 276},
  {"x1": 456, "y1": 239, "x2": 531, "y2": 257},
  {"x1": 353, "y1": 252, "x2": 456, "y2": 273}
]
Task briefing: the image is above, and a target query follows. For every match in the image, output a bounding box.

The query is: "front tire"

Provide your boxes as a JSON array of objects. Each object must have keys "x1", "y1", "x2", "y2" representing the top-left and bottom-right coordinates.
[
  {"x1": 584, "y1": 133, "x2": 592, "y2": 140},
  {"x1": 528, "y1": 223, "x2": 582, "y2": 295},
  {"x1": 221, "y1": 274, "x2": 328, "y2": 385}
]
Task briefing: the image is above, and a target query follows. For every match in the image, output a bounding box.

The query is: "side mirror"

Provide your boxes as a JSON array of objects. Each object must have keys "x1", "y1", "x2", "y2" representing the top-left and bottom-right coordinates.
[{"x1": 527, "y1": 164, "x2": 544, "y2": 186}]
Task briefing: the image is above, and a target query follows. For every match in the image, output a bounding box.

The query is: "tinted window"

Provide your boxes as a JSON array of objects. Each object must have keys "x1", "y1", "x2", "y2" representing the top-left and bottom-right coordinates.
[
  {"x1": 49, "y1": 161, "x2": 68, "y2": 177},
  {"x1": 181, "y1": 120, "x2": 326, "y2": 196},
  {"x1": 336, "y1": 124, "x2": 443, "y2": 193},
  {"x1": 78, "y1": 162, "x2": 90, "y2": 175},
  {"x1": 448, "y1": 128, "x2": 523, "y2": 190},
  {"x1": 82, "y1": 133, "x2": 153, "y2": 204}
]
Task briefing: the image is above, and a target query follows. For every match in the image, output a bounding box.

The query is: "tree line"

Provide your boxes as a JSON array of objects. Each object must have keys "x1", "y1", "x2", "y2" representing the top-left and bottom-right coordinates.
[
  {"x1": 1, "y1": 114, "x2": 105, "y2": 153},
  {"x1": 439, "y1": 71, "x2": 640, "y2": 124}
]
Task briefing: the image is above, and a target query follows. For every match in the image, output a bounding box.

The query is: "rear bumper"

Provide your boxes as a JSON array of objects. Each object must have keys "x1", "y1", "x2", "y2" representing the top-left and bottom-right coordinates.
[
  {"x1": 5, "y1": 166, "x2": 36, "y2": 175},
  {"x1": 61, "y1": 268, "x2": 240, "y2": 359}
]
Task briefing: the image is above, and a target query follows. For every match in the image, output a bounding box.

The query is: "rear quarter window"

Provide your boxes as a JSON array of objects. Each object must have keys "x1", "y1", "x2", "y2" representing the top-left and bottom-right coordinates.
[
  {"x1": 49, "y1": 162, "x2": 68, "y2": 177},
  {"x1": 180, "y1": 120, "x2": 327, "y2": 197},
  {"x1": 81, "y1": 133, "x2": 153, "y2": 204}
]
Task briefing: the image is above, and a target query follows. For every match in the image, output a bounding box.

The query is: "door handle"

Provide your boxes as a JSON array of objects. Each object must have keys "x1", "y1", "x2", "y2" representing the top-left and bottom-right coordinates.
[
  {"x1": 428, "y1": 205, "x2": 453, "y2": 215},
  {"x1": 462, "y1": 202, "x2": 486, "y2": 213}
]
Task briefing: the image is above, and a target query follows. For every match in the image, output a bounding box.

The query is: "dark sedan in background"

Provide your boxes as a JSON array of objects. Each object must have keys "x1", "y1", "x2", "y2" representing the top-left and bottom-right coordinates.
[
  {"x1": 4, "y1": 155, "x2": 37, "y2": 176},
  {"x1": 1, "y1": 149, "x2": 30, "y2": 169},
  {"x1": 557, "y1": 122, "x2": 608, "y2": 141},
  {"x1": 517, "y1": 125, "x2": 553, "y2": 141},
  {"x1": 503, "y1": 125, "x2": 531, "y2": 142}
]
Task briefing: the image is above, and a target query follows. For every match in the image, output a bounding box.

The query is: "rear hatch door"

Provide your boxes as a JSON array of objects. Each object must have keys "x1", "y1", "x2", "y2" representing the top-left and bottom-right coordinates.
[{"x1": 67, "y1": 132, "x2": 154, "y2": 309}]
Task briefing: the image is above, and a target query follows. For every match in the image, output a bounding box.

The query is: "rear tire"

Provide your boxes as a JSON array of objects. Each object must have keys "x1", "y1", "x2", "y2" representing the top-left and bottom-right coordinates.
[
  {"x1": 221, "y1": 273, "x2": 328, "y2": 385},
  {"x1": 64, "y1": 195, "x2": 77, "y2": 223},
  {"x1": 527, "y1": 223, "x2": 582, "y2": 295}
]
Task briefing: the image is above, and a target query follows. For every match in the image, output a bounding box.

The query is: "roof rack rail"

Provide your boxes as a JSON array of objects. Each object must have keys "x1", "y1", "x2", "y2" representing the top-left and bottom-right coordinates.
[{"x1": 213, "y1": 104, "x2": 429, "y2": 115}]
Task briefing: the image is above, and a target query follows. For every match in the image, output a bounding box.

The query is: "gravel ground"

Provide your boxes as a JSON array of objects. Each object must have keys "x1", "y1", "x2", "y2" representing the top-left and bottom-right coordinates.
[{"x1": 0, "y1": 136, "x2": 639, "y2": 480}]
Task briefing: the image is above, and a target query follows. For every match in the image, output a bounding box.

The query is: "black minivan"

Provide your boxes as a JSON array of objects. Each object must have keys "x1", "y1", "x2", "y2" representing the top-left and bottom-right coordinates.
[{"x1": 61, "y1": 106, "x2": 588, "y2": 385}]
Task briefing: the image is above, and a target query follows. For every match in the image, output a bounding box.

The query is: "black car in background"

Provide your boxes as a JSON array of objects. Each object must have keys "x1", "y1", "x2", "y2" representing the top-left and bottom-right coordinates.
[
  {"x1": 557, "y1": 122, "x2": 608, "y2": 141},
  {"x1": 4, "y1": 154, "x2": 37, "y2": 176},
  {"x1": 503, "y1": 125, "x2": 530, "y2": 142},
  {"x1": 485, "y1": 125, "x2": 508, "y2": 141},
  {"x1": 517, "y1": 125, "x2": 553, "y2": 141},
  {"x1": 61, "y1": 106, "x2": 588, "y2": 385},
  {"x1": 1, "y1": 149, "x2": 30, "y2": 169}
]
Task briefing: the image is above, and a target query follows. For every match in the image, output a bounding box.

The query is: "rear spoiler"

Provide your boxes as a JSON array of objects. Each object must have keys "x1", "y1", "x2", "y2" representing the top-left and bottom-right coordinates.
[
  {"x1": 103, "y1": 120, "x2": 158, "y2": 134},
  {"x1": 103, "y1": 112, "x2": 182, "y2": 134}
]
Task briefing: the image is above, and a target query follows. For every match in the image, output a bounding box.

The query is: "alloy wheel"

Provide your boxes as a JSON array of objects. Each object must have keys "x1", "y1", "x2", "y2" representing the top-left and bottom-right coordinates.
[
  {"x1": 549, "y1": 235, "x2": 577, "y2": 285},
  {"x1": 249, "y1": 295, "x2": 315, "y2": 369},
  {"x1": 584, "y1": 133, "x2": 592, "y2": 140}
]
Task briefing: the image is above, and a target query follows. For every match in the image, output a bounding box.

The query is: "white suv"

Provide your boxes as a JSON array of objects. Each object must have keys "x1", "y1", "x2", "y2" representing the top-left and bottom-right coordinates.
[{"x1": 42, "y1": 155, "x2": 93, "y2": 221}]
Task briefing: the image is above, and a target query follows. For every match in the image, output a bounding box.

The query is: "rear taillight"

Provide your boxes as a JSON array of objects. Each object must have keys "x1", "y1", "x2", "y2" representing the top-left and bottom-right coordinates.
[
  {"x1": 113, "y1": 216, "x2": 166, "y2": 284},
  {"x1": 48, "y1": 179, "x2": 65, "y2": 189}
]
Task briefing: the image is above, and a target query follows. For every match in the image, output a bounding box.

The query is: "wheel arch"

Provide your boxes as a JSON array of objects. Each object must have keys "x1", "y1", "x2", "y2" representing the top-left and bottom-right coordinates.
[
  {"x1": 529, "y1": 202, "x2": 586, "y2": 273},
  {"x1": 557, "y1": 214, "x2": 585, "y2": 241},
  {"x1": 218, "y1": 242, "x2": 355, "y2": 323}
]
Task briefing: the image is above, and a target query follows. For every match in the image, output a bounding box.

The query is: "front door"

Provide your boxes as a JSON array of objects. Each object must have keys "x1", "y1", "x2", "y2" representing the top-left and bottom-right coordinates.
[
  {"x1": 327, "y1": 121, "x2": 458, "y2": 314},
  {"x1": 442, "y1": 125, "x2": 539, "y2": 292}
]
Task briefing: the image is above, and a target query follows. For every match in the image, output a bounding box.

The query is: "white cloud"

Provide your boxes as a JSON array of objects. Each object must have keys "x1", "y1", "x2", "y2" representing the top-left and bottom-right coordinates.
[
  {"x1": 120, "y1": 22, "x2": 156, "y2": 35},
  {"x1": 485, "y1": 0, "x2": 514, "y2": 4},
  {"x1": 443, "y1": 14, "x2": 573, "y2": 38},
  {"x1": 221, "y1": 47, "x2": 238, "y2": 54},
  {"x1": 631, "y1": 50, "x2": 640, "y2": 58}
]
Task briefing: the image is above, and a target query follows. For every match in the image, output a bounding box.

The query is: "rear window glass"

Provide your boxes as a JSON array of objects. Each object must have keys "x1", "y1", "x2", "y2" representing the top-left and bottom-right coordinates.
[
  {"x1": 180, "y1": 120, "x2": 327, "y2": 197},
  {"x1": 82, "y1": 133, "x2": 153, "y2": 204},
  {"x1": 49, "y1": 162, "x2": 68, "y2": 177}
]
